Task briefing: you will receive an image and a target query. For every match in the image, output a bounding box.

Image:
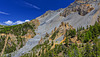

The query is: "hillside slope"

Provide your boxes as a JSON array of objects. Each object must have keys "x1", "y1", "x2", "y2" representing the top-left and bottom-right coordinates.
[
  {"x1": 21, "y1": 19, "x2": 100, "y2": 57},
  {"x1": 0, "y1": 19, "x2": 40, "y2": 56},
  {"x1": 10, "y1": 0, "x2": 100, "y2": 57}
]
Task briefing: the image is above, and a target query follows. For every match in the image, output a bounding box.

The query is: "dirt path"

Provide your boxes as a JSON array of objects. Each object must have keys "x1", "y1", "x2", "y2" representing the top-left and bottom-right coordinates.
[{"x1": 0, "y1": 36, "x2": 9, "y2": 56}]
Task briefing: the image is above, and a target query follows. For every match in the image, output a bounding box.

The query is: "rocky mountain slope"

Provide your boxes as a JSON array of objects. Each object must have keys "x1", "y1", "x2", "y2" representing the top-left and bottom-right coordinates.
[
  {"x1": 1, "y1": 0, "x2": 100, "y2": 57},
  {"x1": 21, "y1": 19, "x2": 100, "y2": 57}
]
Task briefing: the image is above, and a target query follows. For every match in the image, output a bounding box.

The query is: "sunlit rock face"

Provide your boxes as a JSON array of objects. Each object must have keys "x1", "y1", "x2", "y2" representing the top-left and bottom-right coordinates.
[
  {"x1": 11, "y1": 0, "x2": 100, "y2": 57},
  {"x1": 60, "y1": 0, "x2": 100, "y2": 17}
]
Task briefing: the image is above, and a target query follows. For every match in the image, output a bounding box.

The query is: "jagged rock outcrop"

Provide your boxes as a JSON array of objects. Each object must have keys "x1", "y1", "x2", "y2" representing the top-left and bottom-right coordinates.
[
  {"x1": 60, "y1": 0, "x2": 96, "y2": 16},
  {"x1": 48, "y1": 22, "x2": 75, "y2": 46},
  {"x1": 40, "y1": 10, "x2": 55, "y2": 18}
]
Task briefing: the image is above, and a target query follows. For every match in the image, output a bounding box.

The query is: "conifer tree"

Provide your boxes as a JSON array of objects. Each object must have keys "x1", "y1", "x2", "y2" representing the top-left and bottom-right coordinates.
[{"x1": 84, "y1": 43, "x2": 91, "y2": 57}]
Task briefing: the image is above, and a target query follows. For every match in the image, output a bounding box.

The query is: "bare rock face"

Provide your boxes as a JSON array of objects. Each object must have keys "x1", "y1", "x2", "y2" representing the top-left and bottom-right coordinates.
[
  {"x1": 60, "y1": 8, "x2": 71, "y2": 17},
  {"x1": 78, "y1": 4, "x2": 94, "y2": 16},
  {"x1": 60, "y1": 0, "x2": 96, "y2": 17},
  {"x1": 40, "y1": 11, "x2": 48, "y2": 18},
  {"x1": 40, "y1": 10, "x2": 55, "y2": 18}
]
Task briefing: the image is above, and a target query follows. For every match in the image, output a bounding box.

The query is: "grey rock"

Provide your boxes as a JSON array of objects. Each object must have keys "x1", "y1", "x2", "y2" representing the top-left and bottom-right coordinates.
[{"x1": 11, "y1": 0, "x2": 100, "y2": 57}]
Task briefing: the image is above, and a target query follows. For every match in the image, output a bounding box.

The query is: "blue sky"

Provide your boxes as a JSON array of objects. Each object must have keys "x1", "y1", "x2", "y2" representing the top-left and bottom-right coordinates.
[{"x1": 0, "y1": 0, "x2": 74, "y2": 25}]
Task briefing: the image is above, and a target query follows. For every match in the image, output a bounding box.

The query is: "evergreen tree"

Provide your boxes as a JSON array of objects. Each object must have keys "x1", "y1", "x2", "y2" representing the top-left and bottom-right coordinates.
[
  {"x1": 93, "y1": 25, "x2": 99, "y2": 37},
  {"x1": 87, "y1": 25, "x2": 89, "y2": 29},
  {"x1": 69, "y1": 29, "x2": 76, "y2": 38},
  {"x1": 88, "y1": 31, "x2": 92, "y2": 39},
  {"x1": 84, "y1": 43, "x2": 91, "y2": 57},
  {"x1": 92, "y1": 44, "x2": 98, "y2": 57},
  {"x1": 92, "y1": 39, "x2": 99, "y2": 57},
  {"x1": 65, "y1": 37, "x2": 69, "y2": 47},
  {"x1": 68, "y1": 49, "x2": 71, "y2": 57},
  {"x1": 83, "y1": 27, "x2": 85, "y2": 30},
  {"x1": 84, "y1": 32, "x2": 89, "y2": 43},
  {"x1": 74, "y1": 46, "x2": 80, "y2": 57}
]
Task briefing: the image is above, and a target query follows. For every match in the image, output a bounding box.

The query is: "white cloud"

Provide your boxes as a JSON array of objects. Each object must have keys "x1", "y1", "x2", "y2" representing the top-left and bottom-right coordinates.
[
  {"x1": 0, "y1": 11, "x2": 9, "y2": 15},
  {"x1": 25, "y1": 20, "x2": 30, "y2": 22},
  {"x1": 25, "y1": 2, "x2": 40, "y2": 10},
  {"x1": 4, "y1": 20, "x2": 30, "y2": 25},
  {"x1": 4, "y1": 20, "x2": 13, "y2": 25},
  {"x1": 13, "y1": 21, "x2": 24, "y2": 24}
]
